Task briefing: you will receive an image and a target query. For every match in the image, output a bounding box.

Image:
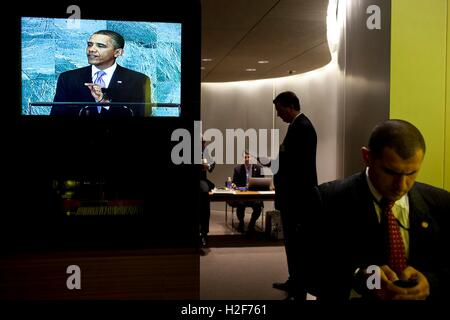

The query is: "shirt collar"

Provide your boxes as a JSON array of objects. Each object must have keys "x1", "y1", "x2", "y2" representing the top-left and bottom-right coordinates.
[
  {"x1": 365, "y1": 167, "x2": 408, "y2": 209},
  {"x1": 91, "y1": 63, "x2": 117, "y2": 78},
  {"x1": 289, "y1": 112, "x2": 302, "y2": 126},
  {"x1": 292, "y1": 112, "x2": 301, "y2": 122}
]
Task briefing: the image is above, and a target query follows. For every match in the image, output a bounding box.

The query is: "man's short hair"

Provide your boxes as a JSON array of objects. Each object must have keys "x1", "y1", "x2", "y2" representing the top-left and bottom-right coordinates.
[
  {"x1": 368, "y1": 119, "x2": 426, "y2": 159},
  {"x1": 273, "y1": 91, "x2": 301, "y2": 111},
  {"x1": 93, "y1": 30, "x2": 125, "y2": 49}
]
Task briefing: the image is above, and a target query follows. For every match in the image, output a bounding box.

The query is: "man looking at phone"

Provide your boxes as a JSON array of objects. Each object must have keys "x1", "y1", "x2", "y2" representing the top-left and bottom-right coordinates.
[{"x1": 301, "y1": 120, "x2": 450, "y2": 301}]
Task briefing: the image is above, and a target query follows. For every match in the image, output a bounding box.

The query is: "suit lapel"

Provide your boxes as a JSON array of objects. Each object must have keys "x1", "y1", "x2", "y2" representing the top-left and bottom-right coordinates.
[
  {"x1": 80, "y1": 66, "x2": 95, "y2": 102},
  {"x1": 108, "y1": 64, "x2": 123, "y2": 90},
  {"x1": 356, "y1": 172, "x2": 380, "y2": 228},
  {"x1": 82, "y1": 66, "x2": 92, "y2": 83},
  {"x1": 407, "y1": 186, "x2": 432, "y2": 262},
  {"x1": 352, "y1": 172, "x2": 386, "y2": 264},
  {"x1": 252, "y1": 165, "x2": 259, "y2": 177},
  {"x1": 280, "y1": 115, "x2": 299, "y2": 155}
]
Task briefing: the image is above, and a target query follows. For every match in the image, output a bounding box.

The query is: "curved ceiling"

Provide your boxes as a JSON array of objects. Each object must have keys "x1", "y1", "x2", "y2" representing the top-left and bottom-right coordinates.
[{"x1": 201, "y1": 0, "x2": 331, "y2": 82}]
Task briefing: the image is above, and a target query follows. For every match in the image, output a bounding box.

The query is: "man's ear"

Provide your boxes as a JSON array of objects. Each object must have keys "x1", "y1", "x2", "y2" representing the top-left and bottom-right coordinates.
[
  {"x1": 114, "y1": 48, "x2": 123, "y2": 58},
  {"x1": 361, "y1": 147, "x2": 371, "y2": 167}
]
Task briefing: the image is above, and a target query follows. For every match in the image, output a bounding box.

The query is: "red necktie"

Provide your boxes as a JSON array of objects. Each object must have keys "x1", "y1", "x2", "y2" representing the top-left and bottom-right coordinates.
[{"x1": 381, "y1": 199, "x2": 407, "y2": 276}]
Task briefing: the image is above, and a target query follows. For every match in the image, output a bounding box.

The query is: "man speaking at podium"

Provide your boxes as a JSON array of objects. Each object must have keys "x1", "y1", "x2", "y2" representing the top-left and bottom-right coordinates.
[{"x1": 51, "y1": 30, "x2": 151, "y2": 117}]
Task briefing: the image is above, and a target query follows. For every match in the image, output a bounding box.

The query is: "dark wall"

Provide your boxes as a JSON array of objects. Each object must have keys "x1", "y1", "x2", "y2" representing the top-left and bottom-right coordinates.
[{"x1": 2, "y1": 0, "x2": 201, "y2": 251}]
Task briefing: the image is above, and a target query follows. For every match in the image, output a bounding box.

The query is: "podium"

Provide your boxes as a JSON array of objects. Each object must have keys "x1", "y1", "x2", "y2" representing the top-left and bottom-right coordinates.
[{"x1": 27, "y1": 101, "x2": 150, "y2": 117}]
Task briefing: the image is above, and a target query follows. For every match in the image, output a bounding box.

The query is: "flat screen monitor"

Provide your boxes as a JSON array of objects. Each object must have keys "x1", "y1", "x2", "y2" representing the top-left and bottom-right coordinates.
[
  {"x1": 5, "y1": 1, "x2": 201, "y2": 250},
  {"x1": 247, "y1": 177, "x2": 272, "y2": 191},
  {"x1": 21, "y1": 17, "x2": 182, "y2": 117}
]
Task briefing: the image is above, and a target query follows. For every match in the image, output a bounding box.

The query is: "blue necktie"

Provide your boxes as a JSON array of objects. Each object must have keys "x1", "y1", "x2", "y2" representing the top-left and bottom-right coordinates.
[{"x1": 94, "y1": 70, "x2": 106, "y2": 113}]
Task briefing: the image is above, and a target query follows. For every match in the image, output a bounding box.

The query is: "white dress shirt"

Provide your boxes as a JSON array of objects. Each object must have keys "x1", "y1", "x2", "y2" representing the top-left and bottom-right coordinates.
[
  {"x1": 91, "y1": 63, "x2": 117, "y2": 89},
  {"x1": 365, "y1": 167, "x2": 410, "y2": 257},
  {"x1": 91, "y1": 64, "x2": 117, "y2": 111}
]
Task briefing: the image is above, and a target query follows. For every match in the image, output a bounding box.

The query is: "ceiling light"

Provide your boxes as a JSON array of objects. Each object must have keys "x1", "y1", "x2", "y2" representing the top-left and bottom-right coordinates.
[
  {"x1": 245, "y1": 68, "x2": 256, "y2": 72},
  {"x1": 327, "y1": 0, "x2": 342, "y2": 54},
  {"x1": 257, "y1": 60, "x2": 269, "y2": 64},
  {"x1": 202, "y1": 58, "x2": 213, "y2": 62}
]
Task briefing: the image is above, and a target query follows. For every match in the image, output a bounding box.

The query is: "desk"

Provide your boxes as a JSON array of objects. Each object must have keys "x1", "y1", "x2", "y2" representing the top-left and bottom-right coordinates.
[{"x1": 209, "y1": 190, "x2": 275, "y2": 230}]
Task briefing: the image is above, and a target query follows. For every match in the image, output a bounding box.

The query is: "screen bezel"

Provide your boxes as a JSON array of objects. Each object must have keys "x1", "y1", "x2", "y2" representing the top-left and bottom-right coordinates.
[
  {"x1": 4, "y1": 1, "x2": 201, "y2": 250},
  {"x1": 11, "y1": 1, "x2": 200, "y2": 123}
]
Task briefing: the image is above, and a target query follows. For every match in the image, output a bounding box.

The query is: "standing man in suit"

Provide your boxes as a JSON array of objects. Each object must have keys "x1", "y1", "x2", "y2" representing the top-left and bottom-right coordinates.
[
  {"x1": 303, "y1": 119, "x2": 449, "y2": 301},
  {"x1": 51, "y1": 30, "x2": 151, "y2": 117},
  {"x1": 272, "y1": 91, "x2": 318, "y2": 298},
  {"x1": 231, "y1": 152, "x2": 264, "y2": 234}
]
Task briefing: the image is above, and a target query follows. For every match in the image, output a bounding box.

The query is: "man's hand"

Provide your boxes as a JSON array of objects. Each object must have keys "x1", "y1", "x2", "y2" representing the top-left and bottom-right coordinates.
[
  {"x1": 374, "y1": 265, "x2": 430, "y2": 300},
  {"x1": 391, "y1": 266, "x2": 430, "y2": 300},
  {"x1": 84, "y1": 83, "x2": 108, "y2": 102}
]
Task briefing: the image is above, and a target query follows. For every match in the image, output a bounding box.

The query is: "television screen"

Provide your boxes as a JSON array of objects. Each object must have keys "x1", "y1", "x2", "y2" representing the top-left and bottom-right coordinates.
[
  {"x1": 5, "y1": 1, "x2": 201, "y2": 252},
  {"x1": 21, "y1": 17, "x2": 182, "y2": 117}
]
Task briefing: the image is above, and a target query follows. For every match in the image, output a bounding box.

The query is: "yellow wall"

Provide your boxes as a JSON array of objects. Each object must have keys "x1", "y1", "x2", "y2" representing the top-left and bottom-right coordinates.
[
  {"x1": 390, "y1": 0, "x2": 449, "y2": 190},
  {"x1": 446, "y1": 0, "x2": 450, "y2": 190}
]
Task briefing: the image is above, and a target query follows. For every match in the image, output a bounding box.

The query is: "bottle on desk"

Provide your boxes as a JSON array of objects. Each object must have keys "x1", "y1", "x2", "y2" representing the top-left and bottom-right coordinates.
[{"x1": 226, "y1": 177, "x2": 232, "y2": 189}]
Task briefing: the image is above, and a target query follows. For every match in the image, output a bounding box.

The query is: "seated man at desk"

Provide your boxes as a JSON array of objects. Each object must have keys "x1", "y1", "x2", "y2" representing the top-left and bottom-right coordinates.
[{"x1": 231, "y1": 152, "x2": 263, "y2": 233}]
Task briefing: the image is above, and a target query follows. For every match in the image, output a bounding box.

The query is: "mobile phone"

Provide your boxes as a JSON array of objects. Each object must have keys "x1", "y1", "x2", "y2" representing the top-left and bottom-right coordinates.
[{"x1": 393, "y1": 279, "x2": 418, "y2": 288}]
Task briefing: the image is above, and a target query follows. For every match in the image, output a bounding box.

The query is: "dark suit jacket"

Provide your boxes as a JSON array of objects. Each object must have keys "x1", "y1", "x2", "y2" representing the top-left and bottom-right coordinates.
[
  {"x1": 302, "y1": 171, "x2": 450, "y2": 301},
  {"x1": 274, "y1": 113, "x2": 317, "y2": 212},
  {"x1": 232, "y1": 164, "x2": 262, "y2": 187},
  {"x1": 200, "y1": 162, "x2": 215, "y2": 193},
  {"x1": 51, "y1": 65, "x2": 151, "y2": 117}
]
